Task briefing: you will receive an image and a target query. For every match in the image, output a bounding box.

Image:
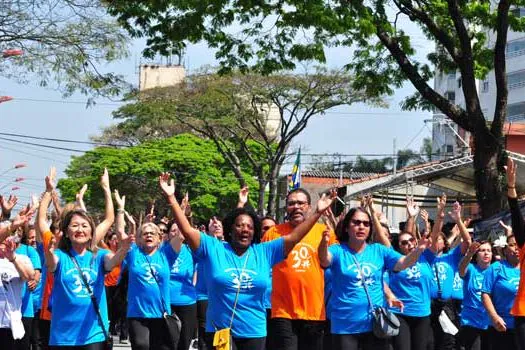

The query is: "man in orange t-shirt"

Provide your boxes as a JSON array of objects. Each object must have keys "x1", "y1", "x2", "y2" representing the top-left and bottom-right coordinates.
[{"x1": 262, "y1": 188, "x2": 336, "y2": 350}]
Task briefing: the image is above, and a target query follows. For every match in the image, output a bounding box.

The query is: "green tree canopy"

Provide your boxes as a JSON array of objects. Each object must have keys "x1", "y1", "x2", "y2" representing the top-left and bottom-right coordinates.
[
  {"x1": 57, "y1": 134, "x2": 259, "y2": 223},
  {"x1": 105, "y1": 0, "x2": 525, "y2": 217}
]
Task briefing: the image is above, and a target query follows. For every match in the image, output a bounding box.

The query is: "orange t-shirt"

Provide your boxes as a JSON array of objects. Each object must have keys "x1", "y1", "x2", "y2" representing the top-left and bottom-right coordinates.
[
  {"x1": 511, "y1": 245, "x2": 525, "y2": 316},
  {"x1": 262, "y1": 222, "x2": 336, "y2": 320},
  {"x1": 105, "y1": 264, "x2": 121, "y2": 287},
  {"x1": 40, "y1": 230, "x2": 54, "y2": 321}
]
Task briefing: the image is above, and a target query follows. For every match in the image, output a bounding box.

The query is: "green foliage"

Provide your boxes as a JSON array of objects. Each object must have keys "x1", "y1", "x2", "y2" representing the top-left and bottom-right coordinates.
[
  {"x1": 57, "y1": 134, "x2": 259, "y2": 222},
  {"x1": 1, "y1": 0, "x2": 130, "y2": 98}
]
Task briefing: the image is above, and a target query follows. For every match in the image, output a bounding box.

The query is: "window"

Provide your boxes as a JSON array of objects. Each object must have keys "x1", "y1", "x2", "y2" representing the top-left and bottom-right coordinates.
[
  {"x1": 508, "y1": 102, "x2": 525, "y2": 121},
  {"x1": 508, "y1": 70, "x2": 525, "y2": 89},
  {"x1": 482, "y1": 80, "x2": 489, "y2": 92},
  {"x1": 511, "y1": 7, "x2": 525, "y2": 17},
  {"x1": 445, "y1": 91, "x2": 455, "y2": 103},
  {"x1": 507, "y1": 39, "x2": 525, "y2": 58},
  {"x1": 447, "y1": 72, "x2": 456, "y2": 79},
  {"x1": 446, "y1": 145, "x2": 454, "y2": 153}
]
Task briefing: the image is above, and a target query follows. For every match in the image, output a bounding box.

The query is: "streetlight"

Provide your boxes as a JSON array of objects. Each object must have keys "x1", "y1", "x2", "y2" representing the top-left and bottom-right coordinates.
[
  {"x1": 0, "y1": 96, "x2": 13, "y2": 104},
  {"x1": 2, "y1": 49, "x2": 23, "y2": 58}
]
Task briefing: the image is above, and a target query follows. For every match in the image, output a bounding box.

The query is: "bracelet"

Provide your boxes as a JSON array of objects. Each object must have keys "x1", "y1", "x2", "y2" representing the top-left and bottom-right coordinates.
[
  {"x1": 8, "y1": 255, "x2": 16, "y2": 263},
  {"x1": 508, "y1": 186, "x2": 516, "y2": 189},
  {"x1": 116, "y1": 208, "x2": 125, "y2": 213}
]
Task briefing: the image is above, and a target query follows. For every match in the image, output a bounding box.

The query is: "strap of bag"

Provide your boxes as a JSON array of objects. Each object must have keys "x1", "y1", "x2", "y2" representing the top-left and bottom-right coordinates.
[
  {"x1": 350, "y1": 253, "x2": 375, "y2": 313},
  {"x1": 228, "y1": 251, "x2": 250, "y2": 329},
  {"x1": 145, "y1": 256, "x2": 170, "y2": 315},
  {"x1": 68, "y1": 252, "x2": 110, "y2": 342},
  {"x1": 433, "y1": 263, "x2": 443, "y2": 299}
]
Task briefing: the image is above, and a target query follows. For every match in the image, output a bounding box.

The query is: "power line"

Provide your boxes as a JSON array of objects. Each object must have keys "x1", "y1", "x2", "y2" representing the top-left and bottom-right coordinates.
[
  {"x1": 0, "y1": 136, "x2": 87, "y2": 153},
  {"x1": 0, "y1": 132, "x2": 119, "y2": 147}
]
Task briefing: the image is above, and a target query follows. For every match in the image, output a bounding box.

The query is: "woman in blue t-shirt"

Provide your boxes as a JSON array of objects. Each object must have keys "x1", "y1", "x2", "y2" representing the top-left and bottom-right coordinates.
[
  {"x1": 45, "y1": 209, "x2": 131, "y2": 349},
  {"x1": 458, "y1": 241, "x2": 492, "y2": 350},
  {"x1": 389, "y1": 231, "x2": 434, "y2": 350},
  {"x1": 481, "y1": 235, "x2": 520, "y2": 349},
  {"x1": 167, "y1": 221, "x2": 198, "y2": 350},
  {"x1": 318, "y1": 207, "x2": 431, "y2": 350},
  {"x1": 159, "y1": 173, "x2": 336, "y2": 350}
]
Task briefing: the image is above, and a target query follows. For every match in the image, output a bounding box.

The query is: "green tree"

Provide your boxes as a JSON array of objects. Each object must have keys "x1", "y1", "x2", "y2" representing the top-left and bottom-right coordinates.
[
  {"x1": 105, "y1": 0, "x2": 525, "y2": 217},
  {"x1": 1, "y1": 0, "x2": 130, "y2": 98},
  {"x1": 57, "y1": 134, "x2": 258, "y2": 222},
  {"x1": 420, "y1": 137, "x2": 433, "y2": 162},
  {"x1": 99, "y1": 69, "x2": 381, "y2": 215}
]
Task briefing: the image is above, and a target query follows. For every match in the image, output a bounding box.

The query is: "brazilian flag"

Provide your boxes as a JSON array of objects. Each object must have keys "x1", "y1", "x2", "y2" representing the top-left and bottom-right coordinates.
[{"x1": 288, "y1": 148, "x2": 301, "y2": 191}]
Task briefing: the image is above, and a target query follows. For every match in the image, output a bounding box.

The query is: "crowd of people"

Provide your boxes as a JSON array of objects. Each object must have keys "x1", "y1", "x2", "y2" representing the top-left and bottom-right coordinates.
[{"x1": 0, "y1": 158, "x2": 525, "y2": 350}]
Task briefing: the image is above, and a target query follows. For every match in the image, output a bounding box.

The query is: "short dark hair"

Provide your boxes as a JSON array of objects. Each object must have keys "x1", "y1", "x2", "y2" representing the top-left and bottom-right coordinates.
[
  {"x1": 222, "y1": 208, "x2": 262, "y2": 244},
  {"x1": 260, "y1": 216, "x2": 277, "y2": 224},
  {"x1": 337, "y1": 207, "x2": 373, "y2": 243},
  {"x1": 286, "y1": 188, "x2": 311, "y2": 205}
]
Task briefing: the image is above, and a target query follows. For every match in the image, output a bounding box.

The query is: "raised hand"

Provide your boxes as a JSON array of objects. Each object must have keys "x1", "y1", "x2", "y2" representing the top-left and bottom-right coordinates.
[
  {"x1": 505, "y1": 157, "x2": 517, "y2": 189},
  {"x1": 100, "y1": 168, "x2": 110, "y2": 191},
  {"x1": 499, "y1": 220, "x2": 513, "y2": 236},
  {"x1": 1, "y1": 238, "x2": 17, "y2": 261},
  {"x1": 467, "y1": 241, "x2": 481, "y2": 255},
  {"x1": 76, "y1": 184, "x2": 88, "y2": 202},
  {"x1": 436, "y1": 193, "x2": 447, "y2": 218},
  {"x1": 321, "y1": 228, "x2": 331, "y2": 245},
  {"x1": 448, "y1": 201, "x2": 462, "y2": 223},
  {"x1": 114, "y1": 189, "x2": 126, "y2": 210},
  {"x1": 316, "y1": 189, "x2": 337, "y2": 214},
  {"x1": 180, "y1": 192, "x2": 189, "y2": 212},
  {"x1": 406, "y1": 197, "x2": 420, "y2": 218},
  {"x1": 1, "y1": 195, "x2": 18, "y2": 215},
  {"x1": 159, "y1": 172, "x2": 175, "y2": 197},
  {"x1": 238, "y1": 186, "x2": 249, "y2": 206},
  {"x1": 45, "y1": 166, "x2": 56, "y2": 192},
  {"x1": 417, "y1": 235, "x2": 432, "y2": 250}
]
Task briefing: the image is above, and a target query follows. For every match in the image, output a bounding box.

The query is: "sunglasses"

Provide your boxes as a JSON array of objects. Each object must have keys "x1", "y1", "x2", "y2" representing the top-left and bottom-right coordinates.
[
  {"x1": 350, "y1": 219, "x2": 370, "y2": 227},
  {"x1": 400, "y1": 237, "x2": 416, "y2": 246}
]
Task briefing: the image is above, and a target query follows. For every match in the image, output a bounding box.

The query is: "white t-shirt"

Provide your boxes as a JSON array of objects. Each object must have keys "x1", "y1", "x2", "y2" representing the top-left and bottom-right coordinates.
[{"x1": 0, "y1": 255, "x2": 32, "y2": 328}]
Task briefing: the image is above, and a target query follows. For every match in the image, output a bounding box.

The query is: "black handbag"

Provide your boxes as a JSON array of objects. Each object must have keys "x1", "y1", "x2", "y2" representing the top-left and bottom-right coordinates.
[
  {"x1": 351, "y1": 254, "x2": 400, "y2": 338},
  {"x1": 69, "y1": 253, "x2": 113, "y2": 350},
  {"x1": 146, "y1": 257, "x2": 182, "y2": 348}
]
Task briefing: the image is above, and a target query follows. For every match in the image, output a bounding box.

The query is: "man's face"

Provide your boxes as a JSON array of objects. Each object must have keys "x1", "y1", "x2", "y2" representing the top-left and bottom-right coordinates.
[
  {"x1": 26, "y1": 229, "x2": 37, "y2": 247},
  {"x1": 286, "y1": 192, "x2": 311, "y2": 227}
]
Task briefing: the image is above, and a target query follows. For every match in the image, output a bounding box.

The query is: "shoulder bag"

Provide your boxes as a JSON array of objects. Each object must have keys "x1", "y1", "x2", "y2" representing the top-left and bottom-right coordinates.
[
  {"x1": 350, "y1": 253, "x2": 400, "y2": 338},
  {"x1": 69, "y1": 253, "x2": 113, "y2": 350}
]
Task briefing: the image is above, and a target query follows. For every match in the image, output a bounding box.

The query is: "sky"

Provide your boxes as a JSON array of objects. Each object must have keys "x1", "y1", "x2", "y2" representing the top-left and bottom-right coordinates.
[{"x1": 0, "y1": 21, "x2": 434, "y2": 211}]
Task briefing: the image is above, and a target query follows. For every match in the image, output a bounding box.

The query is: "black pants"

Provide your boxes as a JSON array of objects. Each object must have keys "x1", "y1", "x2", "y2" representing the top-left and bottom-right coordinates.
[
  {"x1": 0, "y1": 328, "x2": 15, "y2": 350},
  {"x1": 15, "y1": 316, "x2": 33, "y2": 350},
  {"x1": 204, "y1": 332, "x2": 265, "y2": 350},
  {"x1": 196, "y1": 300, "x2": 208, "y2": 350},
  {"x1": 393, "y1": 315, "x2": 431, "y2": 350},
  {"x1": 459, "y1": 326, "x2": 489, "y2": 350},
  {"x1": 171, "y1": 304, "x2": 197, "y2": 350},
  {"x1": 515, "y1": 316, "x2": 525, "y2": 350},
  {"x1": 487, "y1": 326, "x2": 517, "y2": 350},
  {"x1": 270, "y1": 318, "x2": 325, "y2": 350},
  {"x1": 129, "y1": 317, "x2": 176, "y2": 350},
  {"x1": 332, "y1": 333, "x2": 390, "y2": 350},
  {"x1": 39, "y1": 318, "x2": 51, "y2": 350},
  {"x1": 323, "y1": 319, "x2": 332, "y2": 350},
  {"x1": 31, "y1": 311, "x2": 42, "y2": 350},
  {"x1": 430, "y1": 299, "x2": 461, "y2": 350},
  {"x1": 49, "y1": 341, "x2": 106, "y2": 350}
]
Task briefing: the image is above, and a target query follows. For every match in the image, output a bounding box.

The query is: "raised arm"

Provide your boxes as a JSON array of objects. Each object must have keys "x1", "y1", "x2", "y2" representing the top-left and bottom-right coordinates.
[
  {"x1": 237, "y1": 186, "x2": 249, "y2": 208},
  {"x1": 405, "y1": 197, "x2": 420, "y2": 238},
  {"x1": 319, "y1": 228, "x2": 332, "y2": 268},
  {"x1": 430, "y1": 194, "x2": 446, "y2": 253},
  {"x1": 420, "y1": 209, "x2": 431, "y2": 236},
  {"x1": 448, "y1": 201, "x2": 471, "y2": 253},
  {"x1": 367, "y1": 195, "x2": 390, "y2": 247},
  {"x1": 506, "y1": 158, "x2": 525, "y2": 248},
  {"x1": 283, "y1": 189, "x2": 336, "y2": 256},
  {"x1": 1, "y1": 238, "x2": 35, "y2": 281},
  {"x1": 0, "y1": 194, "x2": 18, "y2": 220},
  {"x1": 75, "y1": 184, "x2": 88, "y2": 212},
  {"x1": 159, "y1": 173, "x2": 201, "y2": 250},
  {"x1": 94, "y1": 168, "x2": 115, "y2": 245},
  {"x1": 459, "y1": 241, "x2": 480, "y2": 278},
  {"x1": 44, "y1": 232, "x2": 59, "y2": 273}
]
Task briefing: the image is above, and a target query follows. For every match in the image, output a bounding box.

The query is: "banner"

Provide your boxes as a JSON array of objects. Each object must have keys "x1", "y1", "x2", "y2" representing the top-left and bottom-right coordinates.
[
  {"x1": 473, "y1": 200, "x2": 525, "y2": 241},
  {"x1": 288, "y1": 148, "x2": 301, "y2": 191}
]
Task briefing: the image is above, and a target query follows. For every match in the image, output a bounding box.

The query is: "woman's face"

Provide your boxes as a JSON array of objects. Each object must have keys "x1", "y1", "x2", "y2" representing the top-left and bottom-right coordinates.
[
  {"x1": 347, "y1": 211, "x2": 371, "y2": 243},
  {"x1": 170, "y1": 223, "x2": 183, "y2": 241},
  {"x1": 398, "y1": 233, "x2": 416, "y2": 255},
  {"x1": 141, "y1": 227, "x2": 161, "y2": 251},
  {"x1": 261, "y1": 219, "x2": 276, "y2": 234},
  {"x1": 210, "y1": 221, "x2": 224, "y2": 240},
  {"x1": 504, "y1": 236, "x2": 519, "y2": 265},
  {"x1": 158, "y1": 224, "x2": 169, "y2": 241},
  {"x1": 108, "y1": 234, "x2": 118, "y2": 250},
  {"x1": 67, "y1": 214, "x2": 92, "y2": 246},
  {"x1": 435, "y1": 235, "x2": 445, "y2": 253},
  {"x1": 231, "y1": 214, "x2": 254, "y2": 250},
  {"x1": 475, "y1": 242, "x2": 492, "y2": 265}
]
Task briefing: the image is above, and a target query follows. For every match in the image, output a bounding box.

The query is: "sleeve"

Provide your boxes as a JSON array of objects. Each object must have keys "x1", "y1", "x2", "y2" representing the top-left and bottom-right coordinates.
[
  {"x1": 509, "y1": 197, "x2": 525, "y2": 248},
  {"x1": 54, "y1": 249, "x2": 65, "y2": 275},
  {"x1": 193, "y1": 232, "x2": 216, "y2": 260},
  {"x1": 481, "y1": 263, "x2": 499, "y2": 294},
  {"x1": 422, "y1": 248, "x2": 436, "y2": 265},
  {"x1": 261, "y1": 237, "x2": 285, "y2": 266},
  {"x1": 161, "y1": 241, "x2": 180, "y2": 266},
  {"x1": 382, "y1": 244, "x2": 403, "y2": 271},
  {"x1": 27, "y1": 246, "x2": 42, "y2": 270},
  {"x1": 261, "y1": 226, "x2": 277, "y2": 243},
  {"x1": 328, "y1": 244, "x2": 340, "y2": 267},
  {"x1": 97, "y1": 249, "x2": 110, "y2": 269}
]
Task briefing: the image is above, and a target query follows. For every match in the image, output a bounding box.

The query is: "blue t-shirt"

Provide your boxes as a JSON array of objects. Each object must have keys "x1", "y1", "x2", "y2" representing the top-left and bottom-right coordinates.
[
  {"x1": 481, "y1": 260, "x2": 520, "y2": 329},
  {"x1": 388, "y1": 254, "x2": 433, "y2": 317},
  {"x1": 424, "y1": 245, "x2": 463, "y2": 300},
  {"x1": 328, "y1": 243, "x2": 402, "y2": 334},
  {"x1": 195, "y1": 262, "x2": 208, "y2": 301},
  {"x1": 324, "y1": 266, "x2": 333, "y2": 320},
  {"x1": 33, "y1": 243, "x2": 45, "y2": 312},
  {"x1": 16, "y1": 244, "x2": 42, "y2": 318},
  {"x1": 169, "y1": 244, "x2": 197, "y2": 306},
  {"x1": 126, "y1": 243, "x2": 178, "y2": 318},
  {"x1": 194, "y1": 232, "x2": 284, "y2": 338},
  {"x1": 461, "y1": 264, "x2": 490, "y2": 329},
  {"x1": 50, "y1": 249, "x2": 109, "y2": 346}
]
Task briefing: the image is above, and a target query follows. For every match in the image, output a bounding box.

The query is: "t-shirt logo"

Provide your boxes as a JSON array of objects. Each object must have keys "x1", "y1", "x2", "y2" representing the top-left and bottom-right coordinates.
[
  {"x1": 351, "y1": 263, "x2": 376, "y2": 287},
  {"x1": 509, "y1": 277, "x2": 520, "y2": 291},
  {"x1": 171, "y1": 258, "x2": 182, "y2": 274},
  {"x1": 290, "y1": 243, "x2": 314, "y2": 272},
  {"x1": 225, "y1": 268, "x2": 256, "y2": 290},
  {"x1": 142, "y1": 263, "x2": 160, "y2": 284},
  {"x1": 434, "y1": 262, "x2": 448, "y2": 282},
  {"x1": 1, "y1": 272, "x2": 12, "y2": 290},
  {"x1": 474, "y1": 274, "x2": 484, "y2": 296},
  {"x1": 405, "y1": 265, "x2": 422, "y2": 280},
  {"x1": 452, "y1": 272, "x2": 463, "y2": 291},
  {"x1": 67, "y1": 268, "x2": 96, "y2": 297}
]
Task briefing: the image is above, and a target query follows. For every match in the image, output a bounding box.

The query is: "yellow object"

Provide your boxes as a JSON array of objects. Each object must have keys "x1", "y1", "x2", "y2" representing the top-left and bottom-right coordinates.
[{"x1": 213, "y1": 328, "x2": 231, "y2": 350}]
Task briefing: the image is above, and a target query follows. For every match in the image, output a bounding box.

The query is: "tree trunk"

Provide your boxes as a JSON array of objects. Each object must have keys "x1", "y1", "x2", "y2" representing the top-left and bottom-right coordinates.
[
  {"x1": 473, "y1": 130, "x2": 506, "y2": 218},
  {"x1": 266, "y1": 166, "x2": 281, "y2": 217},
  {"x1": 257, "y1": 176, "x2": 267, "y2": 216}
]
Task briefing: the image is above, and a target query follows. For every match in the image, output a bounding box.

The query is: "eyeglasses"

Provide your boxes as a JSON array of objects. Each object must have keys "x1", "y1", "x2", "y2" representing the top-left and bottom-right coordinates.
[
  {"x1": 286, "y1": 200, "x2": 308, "y2": 207},
  {"x1": 350, "y1": 219, "x2": 370, "y2": 227},
  {"x1": 400, "y1": 237, "x2": 416, "y2": 246},
  {"x1": 142, "y1": 231, "x2": 157, "y2": 237},
  {"x1": 160, "y1": 228, "x2": 168, "y2": 233}
]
